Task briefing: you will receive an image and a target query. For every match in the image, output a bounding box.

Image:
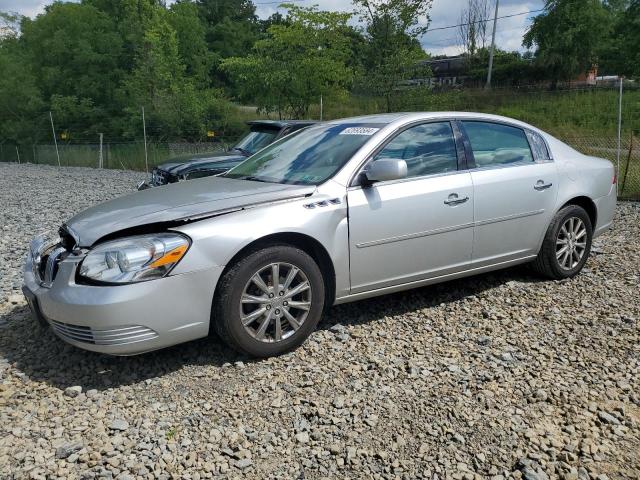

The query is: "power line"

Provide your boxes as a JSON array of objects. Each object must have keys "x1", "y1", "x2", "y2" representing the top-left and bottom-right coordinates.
[{"x1": 423, "y1": 8, "x2": 545, "y2": 34}]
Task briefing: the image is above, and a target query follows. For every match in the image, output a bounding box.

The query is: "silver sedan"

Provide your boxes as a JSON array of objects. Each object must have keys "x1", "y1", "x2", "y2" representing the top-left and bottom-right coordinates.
[{"x1": 23, "y1": 112, "x2": 617, "y2": 357}]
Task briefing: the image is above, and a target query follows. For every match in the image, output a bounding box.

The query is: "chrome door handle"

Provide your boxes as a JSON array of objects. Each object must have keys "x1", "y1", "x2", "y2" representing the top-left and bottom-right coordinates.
[
  {"x1": 444, "y1": 194, "x2": 469, "y2": 206},
  {"x1": 534, "y1": 180, "x2": 553, "y2": 191}
]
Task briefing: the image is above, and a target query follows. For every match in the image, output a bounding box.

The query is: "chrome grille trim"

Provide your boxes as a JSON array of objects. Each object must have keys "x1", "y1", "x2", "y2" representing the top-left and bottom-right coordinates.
[
  {"x1": 51, "y1": 320, "x2": 159, "y2": 346},
  {"x1": 43, "y1": 247, "x2": 66, "y2": 287}
]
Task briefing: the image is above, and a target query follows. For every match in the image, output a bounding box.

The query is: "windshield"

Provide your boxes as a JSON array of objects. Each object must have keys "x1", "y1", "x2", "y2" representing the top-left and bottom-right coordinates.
[
  {"x1": 224, "y1": 123, "x2": 382, "y2": 185},
  {"x1": 233, "y1": 128, "x2": 279, "y2": 155}
]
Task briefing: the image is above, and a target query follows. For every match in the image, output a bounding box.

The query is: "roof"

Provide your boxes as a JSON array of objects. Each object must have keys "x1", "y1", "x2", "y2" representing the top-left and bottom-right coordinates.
[
  {"x1": 326, "y1": 112, "x2": 539, "y2": 130},
  {"x1": 246, "y1": 119, "x2": 318, "y2": 128}
]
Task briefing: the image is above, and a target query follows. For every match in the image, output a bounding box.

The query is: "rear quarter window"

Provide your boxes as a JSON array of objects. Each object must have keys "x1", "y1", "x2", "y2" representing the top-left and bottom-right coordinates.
[{"x1": 526, "y1": 130, "x2": 552, "y2": 161}]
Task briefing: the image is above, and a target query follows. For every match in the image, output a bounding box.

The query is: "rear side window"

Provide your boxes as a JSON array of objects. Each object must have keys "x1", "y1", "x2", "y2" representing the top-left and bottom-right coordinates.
[
  {"x1": 462, "y1": 121, "x2": 533, "y2": 167},
  {"x1": 526, "y1": 130, "x2": 552, "y2": 161},
  {"x1": 373, "y1": 121, "x2": 458, "y2": 178}
]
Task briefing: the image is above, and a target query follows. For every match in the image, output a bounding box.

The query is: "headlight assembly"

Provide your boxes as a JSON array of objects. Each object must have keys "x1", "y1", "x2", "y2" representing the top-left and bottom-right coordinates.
[{"x1": 79, "y1": 233, "x2": 190, "y2": 284}]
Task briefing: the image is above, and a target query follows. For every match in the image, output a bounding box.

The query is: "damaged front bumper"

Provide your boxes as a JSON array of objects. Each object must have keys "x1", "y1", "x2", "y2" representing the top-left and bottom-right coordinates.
[{"x1": 22, "y1": 237, "x2": 223, "y2": 355}]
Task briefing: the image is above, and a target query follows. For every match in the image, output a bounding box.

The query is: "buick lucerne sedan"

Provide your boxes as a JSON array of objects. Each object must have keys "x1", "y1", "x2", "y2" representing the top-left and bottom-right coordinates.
[{"x1": 23, "y1": 113, "x2": 617, "y2": 357}]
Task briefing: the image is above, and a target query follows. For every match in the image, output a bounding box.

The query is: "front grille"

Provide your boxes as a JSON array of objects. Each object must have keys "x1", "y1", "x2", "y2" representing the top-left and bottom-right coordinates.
[
  {"x1": 151, "y1": 168, "x2": 176, "y2": 186},
  {"x1": 30, "y1": 233, "x2": 67, "y2": 287},
  {"x1": 51, "y1": 320, "x2": 158, "y2": 346}
]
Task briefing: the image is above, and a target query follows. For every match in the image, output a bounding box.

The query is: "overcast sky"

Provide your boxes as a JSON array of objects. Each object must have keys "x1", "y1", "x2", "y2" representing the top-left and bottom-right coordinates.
[{"x1": 1, "y1": 0, "x2": 543, "y2": 55}]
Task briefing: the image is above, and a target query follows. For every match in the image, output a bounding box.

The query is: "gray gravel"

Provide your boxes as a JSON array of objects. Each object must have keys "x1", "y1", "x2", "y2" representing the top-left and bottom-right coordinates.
[{"x1": 1, "y1": 162, "x2": 639, "y2": 479}]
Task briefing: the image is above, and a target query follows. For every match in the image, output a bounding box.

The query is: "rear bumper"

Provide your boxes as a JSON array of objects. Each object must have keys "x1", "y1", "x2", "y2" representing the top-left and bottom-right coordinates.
[
  {"x1": 23, "y1": 255, "x2": 223, "y2": 355},
  {"x1": 593, "y1": 184, "x2": 617, "y2": 238}
]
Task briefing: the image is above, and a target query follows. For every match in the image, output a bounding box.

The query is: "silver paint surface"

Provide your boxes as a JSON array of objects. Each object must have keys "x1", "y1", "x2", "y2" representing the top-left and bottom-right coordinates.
[{"x1": 24, "y1": 112, "x2": 617, "y2": 355}]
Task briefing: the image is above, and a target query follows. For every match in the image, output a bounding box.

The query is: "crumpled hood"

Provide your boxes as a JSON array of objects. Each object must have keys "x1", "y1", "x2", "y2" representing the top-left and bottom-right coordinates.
[
  {"x1": 159, "y1": 151, "x2": 246, "y2": 174},
  {"x1": 66, "y1": 177, "x2": 315, "y2": 246}
]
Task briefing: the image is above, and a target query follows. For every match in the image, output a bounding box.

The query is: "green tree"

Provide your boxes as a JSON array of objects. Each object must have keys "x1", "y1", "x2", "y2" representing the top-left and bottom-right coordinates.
[
  {"x1": 0, "y1": 20, "x2": 44, "y2": 144},
  {"x1": 523, "y1": 0, "x2": 611, "y2": 86},
  {"x1": 222, "y1": 5, "x2": 353, "y2": 118},
  {"x1": 598, "y1": 0, "x2": 640, "y2": 77},
  {"x1": 168, "y1": 1, "x2": 213, "y2": 87},
  {"x1": 120, "y1": 7, "x2": 201, "y2": 138},
  {"x1": 20, "y1": 2, "x2": 123, "y2": 130},
  {"x1": 353, "y1": 0, "x2": 433, "y2": 112},
  {"x1": 197, "y1": 0, "x2": 260, "y2": 88}
]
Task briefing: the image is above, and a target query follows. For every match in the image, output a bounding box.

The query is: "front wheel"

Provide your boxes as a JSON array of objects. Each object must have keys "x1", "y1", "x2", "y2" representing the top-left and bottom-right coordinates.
[
  {"x1": 532, "y1": 204, "x2": 593, "y2": 279},
  {"x1": 213, "y1": 244, "x2": 325, "y2": 357}
]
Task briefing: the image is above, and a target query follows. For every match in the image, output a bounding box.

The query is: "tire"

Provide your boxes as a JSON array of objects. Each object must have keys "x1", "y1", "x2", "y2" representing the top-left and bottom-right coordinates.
[
  {"x1": 531, "y1": 204, "x2": 593, "y2": 279},
  {"x1": 213, "y1": 244, "x2": 325, "y2": 357}
]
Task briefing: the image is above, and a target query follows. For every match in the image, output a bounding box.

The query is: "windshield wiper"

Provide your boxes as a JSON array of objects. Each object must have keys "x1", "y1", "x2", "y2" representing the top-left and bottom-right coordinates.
[{"x1": 237, "y1": 175, "x2": 272, "y2": 183}]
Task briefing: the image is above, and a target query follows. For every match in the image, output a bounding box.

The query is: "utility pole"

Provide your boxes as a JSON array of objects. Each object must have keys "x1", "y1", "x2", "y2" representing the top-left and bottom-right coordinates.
[
  {"x1": 485, "y1": 0, "x2": 500, "y2": 89},
  {"x1": 142, "y1": 106, "x2": 149, "y2": 174},
  {"x1": 98, "y1": 133, "x2": 104, "y2": 169},
  {"x1": 49, "y1": 111, "x2": 61, "y2": 167}
]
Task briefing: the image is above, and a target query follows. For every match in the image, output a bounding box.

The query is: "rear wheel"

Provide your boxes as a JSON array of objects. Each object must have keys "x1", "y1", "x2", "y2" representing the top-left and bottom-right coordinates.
[
  {"x1": 213, "y1": 244, "x2": 325, "y2": 357},
  {"x1": 532, "y1": 204, "x2": 593, "y2": 279}
]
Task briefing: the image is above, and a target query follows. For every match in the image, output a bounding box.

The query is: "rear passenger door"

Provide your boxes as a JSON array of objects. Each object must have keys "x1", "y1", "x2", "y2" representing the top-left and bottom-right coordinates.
[{"x1": 459, "y1": 120, "x2": 558, "y2": 266}]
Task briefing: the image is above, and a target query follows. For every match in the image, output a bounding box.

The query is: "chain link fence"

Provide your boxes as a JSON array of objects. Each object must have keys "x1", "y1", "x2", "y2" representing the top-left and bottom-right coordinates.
[
  {"x1": 1, "y1": 133, "x2": 637, "y2": 200},
  {"x1": 0, "y1": 139, "x2": 235, "y2": 172}
]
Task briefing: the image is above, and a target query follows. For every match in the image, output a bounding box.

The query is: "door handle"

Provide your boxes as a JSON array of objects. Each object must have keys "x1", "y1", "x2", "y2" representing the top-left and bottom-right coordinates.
[
  {"x1": 534, "y1": 180, "x2": 553, "y2": 191},
  {"x1": 444, "y1": 193, "x2": 469, "y2": 206}
]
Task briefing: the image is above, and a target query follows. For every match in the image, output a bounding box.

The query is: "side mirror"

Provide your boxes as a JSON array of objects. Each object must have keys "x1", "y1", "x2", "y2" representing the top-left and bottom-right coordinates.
[{"x1": 364, "y1": 158, "x2": 408, "y2": 183}]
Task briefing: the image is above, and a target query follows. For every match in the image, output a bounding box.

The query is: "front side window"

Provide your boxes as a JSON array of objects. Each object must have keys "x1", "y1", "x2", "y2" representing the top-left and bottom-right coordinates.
[
  {"x1": 372, "y1": 121, "x2": 458, "y2": 178},
  {"x1": 462, "y1": 121, "x2": 533, "y2": 167},
  {"x1": 224, "y1": 123, "x2": 381, "y2": 185}
]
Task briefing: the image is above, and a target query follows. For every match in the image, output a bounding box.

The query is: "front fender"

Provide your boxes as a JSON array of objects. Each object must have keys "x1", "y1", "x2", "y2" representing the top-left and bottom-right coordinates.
[{"x1": 169, "y1": 194, "x2": 351, "y2": 299}]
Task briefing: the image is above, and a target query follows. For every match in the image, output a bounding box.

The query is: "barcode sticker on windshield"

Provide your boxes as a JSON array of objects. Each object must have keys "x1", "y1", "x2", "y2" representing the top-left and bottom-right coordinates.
[{"x1": 339, "y1": 127, "x2": 380, "y2": 136}]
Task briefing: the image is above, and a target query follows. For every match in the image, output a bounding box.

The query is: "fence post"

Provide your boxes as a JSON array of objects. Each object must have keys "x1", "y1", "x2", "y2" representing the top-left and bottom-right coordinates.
[
  {"x1": 142, "y1": 106, "x2": 149, "y2": 174},
  {"x1": 49, "y1": 111, "x2": 61, "y2": 167},
  {"x1": 33, "y1": 144, "x2": 37, "y2": 164},
  {"x1": 616, "y1": 76, "x2": 623, "y2": 191},
  {"x1": 16, "y1": 145, "x2": 20, "y2": 164},
  {"x1": 98, "y1": 133, "x2": 104, "y2": 168}
]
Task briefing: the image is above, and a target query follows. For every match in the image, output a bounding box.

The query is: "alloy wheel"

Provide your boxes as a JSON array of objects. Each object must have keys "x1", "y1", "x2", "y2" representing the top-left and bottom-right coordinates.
[
  {"x1": 239, "y1": 262, "x2": 312, "y2": 343},
  {"x1": 556, "y1": 217, "x2": 587, "y2": 270}
]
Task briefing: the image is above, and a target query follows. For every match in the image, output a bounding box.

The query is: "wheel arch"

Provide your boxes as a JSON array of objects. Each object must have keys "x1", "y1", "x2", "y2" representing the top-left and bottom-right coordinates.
[
  {"x1": 559, "y1": 195, "x2": 597, "y2": 230},
  {"x1": 213, "y1": 232, "x2": 337, "y2": 313}
]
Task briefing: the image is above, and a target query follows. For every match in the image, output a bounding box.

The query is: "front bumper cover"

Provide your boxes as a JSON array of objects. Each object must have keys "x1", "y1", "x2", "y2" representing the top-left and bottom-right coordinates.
[{"x1": 23, "y1": 253, "x2": 223, "y2": 355}]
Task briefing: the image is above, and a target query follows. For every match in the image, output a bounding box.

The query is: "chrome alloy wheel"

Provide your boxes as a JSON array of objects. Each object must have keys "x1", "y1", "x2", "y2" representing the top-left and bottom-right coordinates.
[
  {"x1": 239, "y1": 262, "x2": 312, "y2": 343},
  {"x1": 556, "y1": 217, "x2": 587, "y2": 270}
]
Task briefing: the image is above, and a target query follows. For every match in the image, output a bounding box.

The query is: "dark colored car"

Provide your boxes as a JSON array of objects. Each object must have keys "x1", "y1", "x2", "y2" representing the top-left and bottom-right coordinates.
[{"x1": 139, "y1": 120, "x2": 316, "y2": 189}]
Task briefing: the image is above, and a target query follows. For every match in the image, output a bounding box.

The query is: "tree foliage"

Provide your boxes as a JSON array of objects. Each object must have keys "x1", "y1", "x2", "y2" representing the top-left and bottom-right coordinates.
[
  {"x1": 353, "y1": 0, "x2": 433, "y2": 111},
  {"x1": 1, "y1": 0, "x2": 639, "y2": 148},
  {"x1": 222, "y1": 5, "x2": 353, "y2": 118},
  {"x1": 523, "y1": 0, "x2": 611, "y2": 85}
]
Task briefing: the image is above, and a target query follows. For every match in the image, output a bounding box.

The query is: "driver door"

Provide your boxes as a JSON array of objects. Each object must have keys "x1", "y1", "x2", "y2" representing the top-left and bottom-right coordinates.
[{"x1": 347, "y1": 121, "x2": 474, "y2": 293}]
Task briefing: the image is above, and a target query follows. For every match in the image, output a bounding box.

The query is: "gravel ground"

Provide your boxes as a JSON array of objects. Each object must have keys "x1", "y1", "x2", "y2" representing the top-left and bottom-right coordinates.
[{"x1": 0, "y1": 162, "x2": 638, "y2": 480}]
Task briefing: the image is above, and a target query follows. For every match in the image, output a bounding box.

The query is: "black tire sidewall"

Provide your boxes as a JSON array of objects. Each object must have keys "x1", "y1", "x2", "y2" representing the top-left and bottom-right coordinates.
[
  {"x1": 547, "y1": 205, "x2": 593, "y2": 278},
  {"x1": 216, "y1": 245, "x2": 325, "y2": 357}
]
